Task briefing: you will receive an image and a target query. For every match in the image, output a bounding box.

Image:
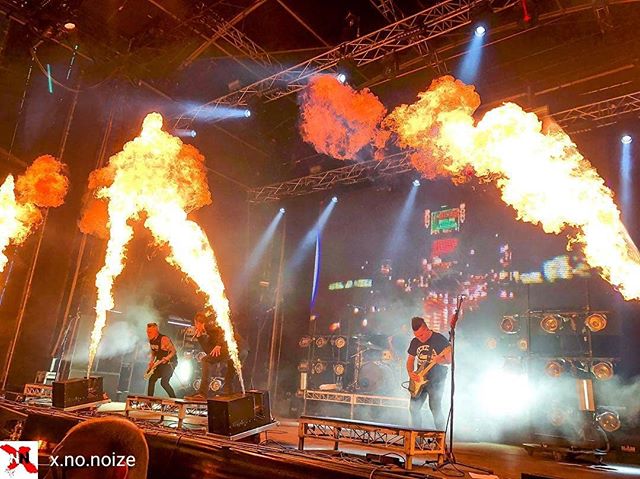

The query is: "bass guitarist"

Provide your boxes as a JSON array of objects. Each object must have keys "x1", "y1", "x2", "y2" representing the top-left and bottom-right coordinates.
[
  {"x1": 146, "y1": 322, "x2": 177, "y2": 398},
  {"x1": 406, "y1": 316, "x2": 451, "y2": 430}
]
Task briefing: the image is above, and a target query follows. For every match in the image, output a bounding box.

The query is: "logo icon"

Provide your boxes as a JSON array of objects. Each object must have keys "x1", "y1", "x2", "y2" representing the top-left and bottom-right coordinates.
[{"x1": 0, "y1": 441, "x2": 38, "y2": 477}]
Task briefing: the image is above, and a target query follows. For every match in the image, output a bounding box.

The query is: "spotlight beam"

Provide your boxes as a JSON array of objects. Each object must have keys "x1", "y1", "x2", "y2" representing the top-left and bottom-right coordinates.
[
  {"x1": 289, "y1": 199, "x2": 337, "y2": 270},
  {"x1": 383, "y1": 184, "x2": 418, "y2": 260},
  {"x1": 457, "y1": 27, "x2": 485, "y2": 84},
  {"x1": 621, "y1": 139, "x2": 632, "y2": 223},
  {"x1": 235, "y1": 210, "x2": 284, "y2": 289}
]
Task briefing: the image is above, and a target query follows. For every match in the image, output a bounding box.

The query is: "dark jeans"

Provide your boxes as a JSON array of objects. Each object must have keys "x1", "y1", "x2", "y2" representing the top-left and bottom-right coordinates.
[
  {"x1": 147, "y1": 363, "x2": 177, "y2": 398},
  {"x1": 409, "y1": 378, "x2": 446, "y2": 430},
  {"x1": 198, "y1": 355, "x2": 238, "y2": 396}
]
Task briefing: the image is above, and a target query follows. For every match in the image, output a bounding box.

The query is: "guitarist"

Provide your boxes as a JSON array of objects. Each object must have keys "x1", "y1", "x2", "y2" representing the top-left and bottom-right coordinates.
[
  {"x1": 406, "y1": 316, "x2": 451, "y2": 430},
  {"x1": 146, "y1": 322, "x2": 177, "y2": 398}
]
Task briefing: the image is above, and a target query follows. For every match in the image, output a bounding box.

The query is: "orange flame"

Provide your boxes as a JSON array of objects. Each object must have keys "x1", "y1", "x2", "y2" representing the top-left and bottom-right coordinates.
[
  {"x1": 385, "y1": 76, "x2": 640, "y2": 300},
  {"x1": 84, "y1": 113, "x2": 243, "y2": 386},
  {"x1": 299, "y1": 75, "x2": 389, "y2": 160},
  {"x1": 0, "y1": 155, "x2": 68, "y2": 272}
]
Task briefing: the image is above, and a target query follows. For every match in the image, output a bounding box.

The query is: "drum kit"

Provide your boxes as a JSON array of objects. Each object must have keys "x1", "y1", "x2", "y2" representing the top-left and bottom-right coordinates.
[{"x1": 348, "y1": 335, "x2": 401, "y2": 395}]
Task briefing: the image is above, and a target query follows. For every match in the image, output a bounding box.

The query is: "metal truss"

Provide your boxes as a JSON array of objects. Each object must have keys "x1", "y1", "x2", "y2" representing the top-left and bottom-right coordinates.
[
  {"x1": 249, "y1": 152, "x2": 412, "y2": 203},
  {"x1": 147, "y1": 0, "x2": 277, "y2": 75},
  {"x1": 125, "y1": 395, "x2": 208, "y2": 428},
  {"x1": 185, "y1": 7, "x2": 278, "y2": 69},
  {"x1": 298, "y1": 416, "x2": 446, "y2": 468},
  {"x1": 175, "y1": 0, "x2": 487, "y2": 128},
  {"x1": 369, "y1": 0, "x2": 403, "y2": 23},
  {"x1": 248, "y1": 90, "x2": 640, "y2": 203},
  {"x1": 22, "y1": 383, "x2": 52, "y2": 399},
  {"x1": 553, "y1": 90, "x2": 640, "y2": 132},
  {"x1": 304, "y1": 389, "x2": 409, "y2": 408}
]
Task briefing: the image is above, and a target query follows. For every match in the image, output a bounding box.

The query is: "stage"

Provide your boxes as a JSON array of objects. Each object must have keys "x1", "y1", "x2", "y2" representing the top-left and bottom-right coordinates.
[{"x1": 2, "y1": 398, "x2": 637, "y2": 479}]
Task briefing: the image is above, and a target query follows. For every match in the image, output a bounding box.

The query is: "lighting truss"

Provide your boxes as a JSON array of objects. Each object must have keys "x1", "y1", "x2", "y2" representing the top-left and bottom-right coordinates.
[
  {"x1": 249, "y1": 152, "x2": 413, "y2": 203},
  {"x1": 552, "y1": 90, "x2": 640, "y2": 132},
  {"x1": 369, "y1": 0, "x2": 403, "y2": 23},
  {"x1": 248, "y1": 90, "x2": 640, "y2": 203},
  {"x1": 182, "y1": 7, "x2": 278, "y2": 70},
  {"x1": 174, "y1": 0, "x2": 494, "y2": 128}
]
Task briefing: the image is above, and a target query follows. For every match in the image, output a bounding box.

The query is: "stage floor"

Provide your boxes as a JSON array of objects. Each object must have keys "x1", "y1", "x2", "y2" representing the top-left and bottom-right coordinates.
[{"x1": 100, "y1": 402, "x2": 639, "y2": 478}]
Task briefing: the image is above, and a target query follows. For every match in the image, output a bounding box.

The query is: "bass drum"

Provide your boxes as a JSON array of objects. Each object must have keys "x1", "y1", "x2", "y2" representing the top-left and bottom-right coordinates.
[{"x1": 358, "y1": 361, "x2": 396, "y2": 395}]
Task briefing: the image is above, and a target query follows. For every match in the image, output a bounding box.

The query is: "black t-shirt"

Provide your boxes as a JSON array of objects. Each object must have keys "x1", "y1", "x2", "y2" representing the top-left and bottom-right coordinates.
[
  {"x1": 196, "y1": 319, "x2": 248, "y2": 357},
  {"x1": 407, "y1": 332, "x2": 450, "y2": 382}
]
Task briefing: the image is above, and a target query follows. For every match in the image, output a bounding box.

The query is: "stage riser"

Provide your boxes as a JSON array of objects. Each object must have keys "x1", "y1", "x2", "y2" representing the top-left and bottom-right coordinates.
[{"x1": 304, "y1": 400, "x2": 411, "y2": 426}]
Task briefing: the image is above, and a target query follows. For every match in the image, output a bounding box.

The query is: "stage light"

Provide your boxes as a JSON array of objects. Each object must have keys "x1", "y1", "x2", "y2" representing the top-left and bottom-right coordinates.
[
  {"x1": 332, "y1": 196, "x2": 338, "y2": 203},
  {"x1": 596, "y1": 410, "x2": 621, "y2": 432},
  {"x1": 353, "y1": 306, "x2": 360, "y2": 314},
  {"x1": 592, "y1": 361, "x2": 614, "y2": 380},
  {"x1": 299, "y1": 335, "x2": 312, "y2": 348},
  {"x1": 210, "y1": 377, "x2": 223, "y2": 392},
  {"x1": 329, "y1": 322, "x2": 341, "y2": 332},
  {"x1": 64, "y1": 22, "x2": 76, "y2": 31},
  {"x1": 540, "y1": 314, "x2": 561, "y2": 334},
  {"x1": 413, "y1": 179, "x2": 421, "y2": 187},
  {"x1": 336, "y1": 73, "x2": 347, "y2": 84},
  {"x1": 333, "y1": 363, "x2": 346, "y2": 376},
  {"x1": 180, "y1": 103, "x2": 256, "y2": 121},
  {"x1": 585, "y1": 313, "x2": 607, "y2": 332},
  {"x1": 500, "y1": 315, "x2": 519, "y2": 334},
  {"x1": 549, "y1": 407, "x2": 568, "y2": 427},
  {"x1": 313, "y1": 361, "x2": 326, "y2": 374},
  {"x1": 333, "y1": 336, "x2": 347, "y2": 349},
  {"x1": 474, "y1": 25, "x2": 486, "y2": 37},
  {"x1": 545, "y1": 359, "x2": 564, "y2": 378},
  {"x1": 279, "y1": 207, "x2": 285, "y2": 213},
  {"x1": 175, "y1": 361, "x2": 192, "y2": 382},
  {"x1": 477, "y1": 368, "x2": 533, "y2": 417},
  {"x1": 315, "y1": 336, "x2": 328, "y2": 348},
  {"x1": 173, "y1": 128, "x2": 197, "y2": 138},
  {"x1": 621, "y1": 134, "x2": 633, "y2": 144},
  {"x1": 362, "y1": 318, "x2": 368, "y2": 327},
  {"x1": 517, "y1": 338, "x2": 529, "y2": 352}
]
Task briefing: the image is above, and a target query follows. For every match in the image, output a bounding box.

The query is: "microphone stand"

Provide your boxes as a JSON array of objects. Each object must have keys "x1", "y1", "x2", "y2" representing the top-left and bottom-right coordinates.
[{"x1": 435, "y1": 295, "x2": 493, "y2": 474}]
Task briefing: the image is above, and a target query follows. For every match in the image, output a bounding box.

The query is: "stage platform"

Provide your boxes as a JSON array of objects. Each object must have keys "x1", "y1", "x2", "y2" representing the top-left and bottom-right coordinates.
[{"x1": 0, "y1": 398, "x2": 637, "y2": 478}]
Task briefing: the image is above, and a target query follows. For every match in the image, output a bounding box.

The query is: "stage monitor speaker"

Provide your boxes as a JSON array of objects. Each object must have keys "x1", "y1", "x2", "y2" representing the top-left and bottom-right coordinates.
[
  {"x1": 52, "y1": 376, "x2": 103, "y2": 408},
  {"x1": 207, "y1": 390, "x2": 271, "y2": 436}
]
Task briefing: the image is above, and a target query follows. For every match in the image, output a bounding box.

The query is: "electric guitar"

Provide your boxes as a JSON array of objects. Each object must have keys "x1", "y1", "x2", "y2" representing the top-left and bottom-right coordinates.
[
  {"x1": 408, "y1": 346, "x2": 452, "y2": 399},
  {"x1": 144, "y1": 359, "x2": 164, "y2": 380}
]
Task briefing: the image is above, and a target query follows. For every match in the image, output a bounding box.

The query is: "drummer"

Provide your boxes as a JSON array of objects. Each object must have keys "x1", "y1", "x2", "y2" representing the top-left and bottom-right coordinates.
[{"x1": 388, "y1": 323, "x2": 410, "y2": 360}]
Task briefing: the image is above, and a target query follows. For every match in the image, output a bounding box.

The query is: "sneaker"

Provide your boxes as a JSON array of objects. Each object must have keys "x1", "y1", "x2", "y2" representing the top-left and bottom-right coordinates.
[{"x1": 184, "y1": 393, "x2": 206, "y2": 401}]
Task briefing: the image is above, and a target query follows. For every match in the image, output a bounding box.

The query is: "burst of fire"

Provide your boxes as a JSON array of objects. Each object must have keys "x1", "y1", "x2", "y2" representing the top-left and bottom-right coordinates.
[
  {"x1": 83, "y1": 113, "x2": 243, "y2": 386},
  {"x1": 0, "y1": 155, "x2": 69, "y2": 272},
  {"x1": 384, "y1": 75, "x2": 640, "y2": 300},
  {"x1": 299, "y1": 75, "x2": 389, "y2": 160}
]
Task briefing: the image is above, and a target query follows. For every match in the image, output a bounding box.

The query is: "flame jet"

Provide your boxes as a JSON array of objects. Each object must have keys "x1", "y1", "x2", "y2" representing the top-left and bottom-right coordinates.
[
  {"x1": 384, "y1": 76, "x2": 640, "y2": 300},
  {"x1": 0, "y1": 155, "x2": 69, "y2": 272},
  {"x1": 82, "y1": 113, "x2": 243, "y2": 385}
]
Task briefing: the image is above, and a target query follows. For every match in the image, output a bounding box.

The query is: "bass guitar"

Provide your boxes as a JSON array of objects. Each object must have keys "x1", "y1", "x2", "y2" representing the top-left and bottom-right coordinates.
[
  {"x1": 144, "y1": 359, "x2": 164, "y2": 380},
  {"x1": 408, "y1": 346, "x2": 451, "y2": 399}
]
